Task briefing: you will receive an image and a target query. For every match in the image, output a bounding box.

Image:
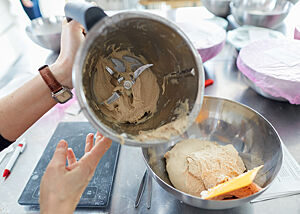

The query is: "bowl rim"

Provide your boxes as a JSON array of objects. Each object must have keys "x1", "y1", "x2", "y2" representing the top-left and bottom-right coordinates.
[
  {"x1": 229, "y1": 1, "x2": 294, "y2": 15},
  {"x1": 25, "y1": 15, "x2": 64, "y2": 36},
  {"x1": 142, "y1": 95, "x2": 283, "y2": 207},
  {"x1": 30, "y1": 15, "x2": 65, "y2": 25}
]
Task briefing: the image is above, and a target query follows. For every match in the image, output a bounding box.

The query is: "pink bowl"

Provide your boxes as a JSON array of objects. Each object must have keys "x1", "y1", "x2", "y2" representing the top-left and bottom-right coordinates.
[
  {"x1": 237, "y1": 39, "x2": 300, "y2": 104},
  {"x1": 198, "y1": 40, "x2": 225, "y2": 63},
  {"x1": 176, "y1": 21, "x2": 226, "y2": 63},
  {"x1": 294, "y1": 25, "x2": 300, "y2": 40}
]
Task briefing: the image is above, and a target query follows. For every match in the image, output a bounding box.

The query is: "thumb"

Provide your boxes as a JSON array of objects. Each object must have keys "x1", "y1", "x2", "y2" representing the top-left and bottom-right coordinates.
[{"x1": 49, "y1": 140, "x2": 68, "y2": 168}]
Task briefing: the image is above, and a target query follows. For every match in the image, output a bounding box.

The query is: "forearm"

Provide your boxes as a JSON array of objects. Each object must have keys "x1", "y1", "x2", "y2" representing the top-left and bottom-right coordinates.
[{"x1": 0, "y1": 63, "x2": 70, "y2": 141}]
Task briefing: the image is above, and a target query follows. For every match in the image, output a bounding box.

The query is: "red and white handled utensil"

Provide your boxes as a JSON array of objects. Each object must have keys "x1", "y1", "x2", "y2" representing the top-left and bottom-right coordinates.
[{"x1": 2, "y1": 139, "x2": 26, "y2": 180}]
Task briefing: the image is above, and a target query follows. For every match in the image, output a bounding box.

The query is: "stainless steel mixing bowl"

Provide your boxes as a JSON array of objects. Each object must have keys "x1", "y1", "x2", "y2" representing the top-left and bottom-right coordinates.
[
  {"x1": 230, "y1": 0, "x2": 293, "y2": 28},
  {"x1": 142, "y1": 96, "x2": 283, "y2": 209},
  {"x1": 241, "y1": 72, "x2": 287, "y2": 102},
  {"x1": 26, "y1": 16, "x2": 63, "y2": 52},
  {"x1": 66, "y1": 2, "x2": 204, "y2": 147},
  {"x1": 202, "y1": 0, "x2": 232, "y2": 18}
]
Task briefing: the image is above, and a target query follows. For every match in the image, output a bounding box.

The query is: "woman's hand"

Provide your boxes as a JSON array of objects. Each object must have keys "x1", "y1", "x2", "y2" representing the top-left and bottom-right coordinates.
[
  {"x1": 21, "y1": 0, "x2": 33, "y2": 7},
  {"x1": 0, "y1": 19, "x2": 86, "y2": 142},
  {"x1": 50, "y1": 20, "x2": 85, "y2": 89},
  {"x1": 40, "y1": 132, "x2": 112, "y2": 214}
]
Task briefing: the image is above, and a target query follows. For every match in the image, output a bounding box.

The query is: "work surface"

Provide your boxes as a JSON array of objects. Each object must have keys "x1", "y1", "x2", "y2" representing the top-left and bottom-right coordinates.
[{"x1": 1, "y1": 6, "x2": 300, "y2": 214}]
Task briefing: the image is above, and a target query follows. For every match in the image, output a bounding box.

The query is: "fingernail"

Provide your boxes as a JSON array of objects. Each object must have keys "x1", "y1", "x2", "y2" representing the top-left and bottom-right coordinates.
[
  {"x1": 96, "y1": 131, "x2": 103, "y2": 138},
  {"x1": 96, "y1": 136, "x2": 102, "y2": 141},
  {"x1": 58, "y1": 140, "x2": 67, "y2": 148}
]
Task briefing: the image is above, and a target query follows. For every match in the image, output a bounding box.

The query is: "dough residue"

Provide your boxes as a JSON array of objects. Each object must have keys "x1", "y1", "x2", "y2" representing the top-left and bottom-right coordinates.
[
  {"x1": 164, "y1": 139, "x2": 246, "y2": 197},
  {"x1": 92, "y1": 47, "x2": 190, "y2": 143},
  {"x1": 135, "y1": 99, "x2": 189, "y2": 142},
  {"x1": 93, "y1": 48, "x2": 160, "y2": 124},
  {"x1": 136, "y1": 116, "x2": 188, "y2": 142}
]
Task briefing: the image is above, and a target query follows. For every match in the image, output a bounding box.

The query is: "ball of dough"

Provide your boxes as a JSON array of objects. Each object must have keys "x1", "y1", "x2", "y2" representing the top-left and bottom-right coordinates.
[{"x1": 164, "y1": 139, "x2": 246, "y2": 196}]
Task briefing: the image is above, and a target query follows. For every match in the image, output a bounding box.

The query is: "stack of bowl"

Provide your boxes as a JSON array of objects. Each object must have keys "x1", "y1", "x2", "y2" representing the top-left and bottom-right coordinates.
[
  {"x1": 26, "y1": 16, "x2": 63, "y2": 52},
  {"x1": 202, "y1": 0, "x2": 232, "y2": 18},
  {"x1": 230, "y1": 0, "x2": 293, "y2": 28}
]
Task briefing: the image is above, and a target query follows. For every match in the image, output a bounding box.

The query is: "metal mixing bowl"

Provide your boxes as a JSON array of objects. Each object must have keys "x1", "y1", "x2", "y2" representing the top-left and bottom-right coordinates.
[
  {"x1": 71, "y1": 9, "x2": 204, "y2": 147},
  {"x1": 142, "y1": 96, "x2": 283, "y2": 209},
  {"x1": 230, "y1": 0, "x2": 293, "y2": 28},
  {"x1": 241, "y1": 72, "x2": 287, "y2": 102},
  {"x1": 26, "y1": 16, "x2": 63, "y2": 52},
  {"x1": 202, "y1": 0, "x2": 232, "y2": 18}
]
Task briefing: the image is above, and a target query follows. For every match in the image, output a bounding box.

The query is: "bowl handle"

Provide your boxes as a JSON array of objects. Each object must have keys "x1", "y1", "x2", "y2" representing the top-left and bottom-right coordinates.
[{"x1": 64, "y1": 2, "x2": 107, "y2": 32}]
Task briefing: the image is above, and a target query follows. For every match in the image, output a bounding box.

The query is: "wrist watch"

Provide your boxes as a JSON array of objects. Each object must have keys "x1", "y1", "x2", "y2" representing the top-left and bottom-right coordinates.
[{"x1": 38, "y1": 65, "x2": 73, "y2": 104}]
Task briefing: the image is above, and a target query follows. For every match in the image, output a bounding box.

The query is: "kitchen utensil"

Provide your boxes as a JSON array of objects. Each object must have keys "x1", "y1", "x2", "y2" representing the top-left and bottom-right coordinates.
[
  {"x1": 100, "y1": 64, "x2": 153, "y2": 105},
  {"x1": 230, "y1": 0, "x2": 293, "y2": 28},
  {"x1": 202, "y1": 165, "x2": 263, "y2": 200},
  {"x1": 65, "y1": 2, "x2": 204, "y2": 147},
  {"x1": 26, "y1": 16, "x2": 63, "y2": 52},
  {"x1": 135, "y1": 170, "x2": 148, "y2": 208},
  {"x1": 237, "y1": 39, "x2": 300, "y2": 104},
  {"x1": 202, "y1": 0, "x2": 232, "y2": 18},
  {"x1": 134, "y1": 170, "x2": 152, "y2": 209},
  {"x1": 0, "y1": 146, "x2": 14, "y2": 165},
  {"x1": 20, "y1": 0, "x2": 42, "y2": 20},
  {"x1": 147, "y1": 172, "x2": 152, "y2": 209},
  {"x1": 205, "y1": 79, "x2": 214, "y2": 87},
  {"x1": 142, "y1": 96, "x2": 283, "y2": 209}
]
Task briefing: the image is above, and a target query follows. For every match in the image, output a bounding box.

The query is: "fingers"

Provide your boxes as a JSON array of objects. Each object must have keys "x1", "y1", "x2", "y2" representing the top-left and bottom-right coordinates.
[
  {"x1": 48, "y1": 140, "x2": 68, "y2": 168},
  {"x1": 78, "y1": 136, "x2": 112, "y2": 176},
  {"x1": 91, "y1": 2, "x2": 97, "y2": 6},
  {"x1": 69, "y1": 20, "x2": 85, "y2": 31},
  {"x1": 21, "y1": 0, "x2": 33, "y2": 7},
  {"x1": 93, "y1": 134, "x2": 112, "y2": 159},
  {"x1": 95, "y1": 132, "x2": 103, "y2": 144},
  {"x1": 63, "y1": 18, "x2": 84, "y2": 31},
  {"x1": 62, "y1": 19, "x2": 68, "y2": 26},
  {"x1": 85, "y1": 133, "x2": 94, "y2": 153},
  {"x1": 62, "y1": 18, "x2": 85, "y2": 33},
  {"x1": 67, "y1": 148, "x2": 77, "y2": 166}
]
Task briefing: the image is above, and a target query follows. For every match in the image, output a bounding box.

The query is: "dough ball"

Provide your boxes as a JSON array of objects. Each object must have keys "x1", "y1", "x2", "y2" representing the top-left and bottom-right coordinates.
[{"x1": 164, "y1": 139, "x2": 246, "y2": 197}]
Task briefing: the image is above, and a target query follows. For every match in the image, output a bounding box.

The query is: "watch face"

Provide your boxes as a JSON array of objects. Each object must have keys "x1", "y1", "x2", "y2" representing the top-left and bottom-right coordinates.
[{"x1": 53, "y1": 87, "x2": 73, "y2": 104}]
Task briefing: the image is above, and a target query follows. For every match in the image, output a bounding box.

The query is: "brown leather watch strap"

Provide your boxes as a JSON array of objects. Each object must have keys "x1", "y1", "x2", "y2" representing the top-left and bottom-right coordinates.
[{"x1": 38, "y1": 65, "x2": 62, "y2": 93}]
